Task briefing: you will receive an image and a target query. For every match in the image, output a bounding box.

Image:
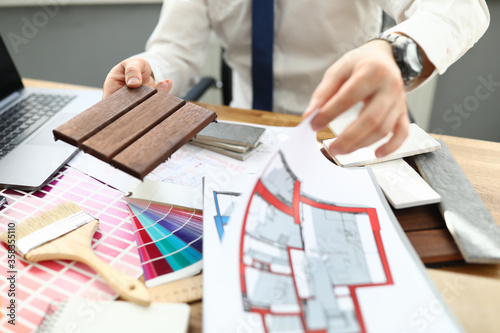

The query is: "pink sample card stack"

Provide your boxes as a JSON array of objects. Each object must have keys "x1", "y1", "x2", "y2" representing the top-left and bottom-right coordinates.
[{"x1": 0, "y1": 167, "x2": 142, "y2": 333}]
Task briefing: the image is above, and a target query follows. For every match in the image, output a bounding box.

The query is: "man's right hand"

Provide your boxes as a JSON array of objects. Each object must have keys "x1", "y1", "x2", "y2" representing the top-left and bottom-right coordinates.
[{"x1": 103, "y1": 57, "x2": 173, "y2": 98}]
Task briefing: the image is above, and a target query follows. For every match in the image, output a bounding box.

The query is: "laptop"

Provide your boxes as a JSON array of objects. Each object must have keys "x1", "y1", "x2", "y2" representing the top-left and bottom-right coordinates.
[{"x1": 0, "y1": 34, "x2": 102, "y2": 191}]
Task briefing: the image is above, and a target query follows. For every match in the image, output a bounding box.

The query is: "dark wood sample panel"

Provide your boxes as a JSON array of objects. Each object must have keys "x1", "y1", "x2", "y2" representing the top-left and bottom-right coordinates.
[
  {"x1": 81, "y1": 93, "x2": 185, "y2": 162},
  {"x1": 53, "y1": 86, "x2": 216, "y2": 179},
  {"x1": 53, "y1": 85, "x2": 156, "y2": 145},
  {"x1": 112, "y1": 103, "x2": 217, "y2": 179},
  {"x1": 394, "y1": 204, "x2": 464, "y2": 265}
]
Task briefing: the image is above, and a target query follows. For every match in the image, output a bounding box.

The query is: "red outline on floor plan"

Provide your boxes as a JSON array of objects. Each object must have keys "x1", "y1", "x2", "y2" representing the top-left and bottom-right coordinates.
[{"x1": 239, "y1": 152, "x2": 393, "y2": 333}]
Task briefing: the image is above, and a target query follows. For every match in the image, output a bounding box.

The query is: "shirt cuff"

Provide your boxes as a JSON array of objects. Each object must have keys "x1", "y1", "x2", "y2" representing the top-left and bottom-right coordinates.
[{"x1": 387, "y1": 10, "x2": 488, "y2": 75}]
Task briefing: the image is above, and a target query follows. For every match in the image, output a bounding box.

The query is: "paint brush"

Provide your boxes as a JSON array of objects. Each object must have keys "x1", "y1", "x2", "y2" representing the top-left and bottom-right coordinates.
[{"x1": 0, "y1": 201, "x2": 150, "y2": 305}]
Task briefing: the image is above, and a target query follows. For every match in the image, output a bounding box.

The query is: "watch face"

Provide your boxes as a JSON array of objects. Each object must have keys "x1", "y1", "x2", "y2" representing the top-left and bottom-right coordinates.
[
  {"x1": 376, "y1": 33, "x2": 424, "y2": 86},
  {"x1": 405, "y1": 42, "x2": 423, "y2": 74}
]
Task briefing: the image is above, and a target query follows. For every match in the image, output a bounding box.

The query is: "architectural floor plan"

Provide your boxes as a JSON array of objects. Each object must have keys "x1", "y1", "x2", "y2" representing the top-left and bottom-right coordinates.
[
  {"x1": 205, "y1": 117, "x2": 462, "y2": 333},
  {"x1": 240, "y1": 152, "x2": 393, "y2": 333}
]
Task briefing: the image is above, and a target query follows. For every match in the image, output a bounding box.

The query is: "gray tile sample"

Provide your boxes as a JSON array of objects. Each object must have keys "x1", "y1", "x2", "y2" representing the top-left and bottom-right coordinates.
[
  {"x1": 415, "y1": 139, "x2": 500, "y2": 263},
  {"x1": 194, "y1": 122, "x2": 265, "y2": 147},
  {"x1": 190, "y1": 141, "x2": 262, "y2": 161}
]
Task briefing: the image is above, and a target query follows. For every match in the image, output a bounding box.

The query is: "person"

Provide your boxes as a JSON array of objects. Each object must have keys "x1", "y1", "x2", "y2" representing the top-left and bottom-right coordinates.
[{"x1": 103, "y1": 1, "x2": 489, "y2": 157}]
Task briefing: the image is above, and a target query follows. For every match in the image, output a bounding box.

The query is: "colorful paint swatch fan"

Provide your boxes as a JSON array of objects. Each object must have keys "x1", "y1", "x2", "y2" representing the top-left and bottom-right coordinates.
[{"x1": 126, "y1": 180, "x2": 203, "y2": 287}]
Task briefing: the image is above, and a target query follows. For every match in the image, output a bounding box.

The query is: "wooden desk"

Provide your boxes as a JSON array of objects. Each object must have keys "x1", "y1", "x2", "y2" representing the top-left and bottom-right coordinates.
[{"x1": 24, "y1": 79, "x2": 500, "y2": 332}]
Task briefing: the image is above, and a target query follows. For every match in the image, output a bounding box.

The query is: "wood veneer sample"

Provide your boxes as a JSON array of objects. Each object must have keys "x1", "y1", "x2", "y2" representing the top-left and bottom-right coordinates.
[
  {"x1": 53, "y1": 85, "x2": 216, "y2": 179},
  {"x1": 81, "y1": 92, "x2": 185, "y2": 162},
  {"x1": 406, "y1": 228, "x2": 464, "y2": 264},
  {"x1": 53, "y1": 85, "x2": 156, "y2": 145},
  {"x1": 395, "y1": 204, "x2": 445, "y2": 232},
  {"x1": 112, "y1": 103, "x2": 216, "y2": 179}
]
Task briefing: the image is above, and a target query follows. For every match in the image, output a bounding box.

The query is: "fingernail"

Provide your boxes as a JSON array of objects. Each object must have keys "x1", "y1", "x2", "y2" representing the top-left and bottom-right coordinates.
[
  {"x1": 329, "y1": 148, "x2": 339, "y2": 157},
  {"x1": 165, "y1": 79, "x2": 173, "y2": 90},
  {"x1": 304, "y1": 103, "x2": 319, "y2": 117},
  {"x1": 310, "y1": 120, "x2": 322, "y2": 131},
  {"x1": 158, "y1": 81, "x2": 168, "y2": 91},
  {"x1": 127, "y1": 77, "x2": 140, "y2": 86},
  {"x1": 328, "y1": 142, "x2": 342, "y2": 156},
  {"x1": 303, "y1": 106, "x2": 313, "y2": 117}
]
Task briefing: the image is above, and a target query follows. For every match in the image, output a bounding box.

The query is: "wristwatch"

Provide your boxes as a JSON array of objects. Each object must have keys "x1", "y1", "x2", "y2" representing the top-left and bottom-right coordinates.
[{"x1": 372, "y1": 32, "x2": 424, "y2": 88}]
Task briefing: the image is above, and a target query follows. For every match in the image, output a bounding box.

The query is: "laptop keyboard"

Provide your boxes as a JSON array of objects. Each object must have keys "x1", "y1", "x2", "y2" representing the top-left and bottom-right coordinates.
[{"x1": 0, "y1": 93, "x2": 76, "y2": 159}]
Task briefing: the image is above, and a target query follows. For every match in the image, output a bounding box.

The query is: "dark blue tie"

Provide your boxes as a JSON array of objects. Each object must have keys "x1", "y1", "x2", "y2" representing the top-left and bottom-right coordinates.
[{"x1": 251, "y1": 0, "x2": 274, "y2": 111}]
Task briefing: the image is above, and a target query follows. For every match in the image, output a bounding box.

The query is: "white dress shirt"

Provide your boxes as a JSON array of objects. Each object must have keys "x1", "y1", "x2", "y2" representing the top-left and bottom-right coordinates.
[{"x1": 137, "y1": 0, "x2": 489, "y2": 115}]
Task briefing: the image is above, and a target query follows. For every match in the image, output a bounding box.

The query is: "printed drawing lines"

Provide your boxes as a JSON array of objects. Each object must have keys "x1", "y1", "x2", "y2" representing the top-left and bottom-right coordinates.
[
  {"x1": 213, "y1": 191, "x2": 241, "y2": 241},
  {"x1": 240, "y1": 152, "x2": 393, "y2": 333}
]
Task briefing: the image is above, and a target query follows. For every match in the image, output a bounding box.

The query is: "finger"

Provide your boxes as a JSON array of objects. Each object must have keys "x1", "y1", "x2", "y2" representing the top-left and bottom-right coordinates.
[
  {"x1": 327, "y1": 97, "x2": 389, "y2": 155},
  {"x1": 328, "y1": 92, "x2": 401, "y2": 155},
  {"x1": 310, "y1": 66, "x2": 377, "y2": 130},
  {"x1": 156, "y1": 79, "x2": 173, "y2": 93},
  {"x1": 142, "y1": 71, "x2": 157, "y2": 89},
  {"x1": 344, "y1": 95, "x2": 405, "y2": 154},
  {"x1": 375, "y1": 113, "x2": 410, "y2": 157},
  {"x1": 122, "y1": 58, "x2": 154, "y2": 87},
  {"x1": 103, "y1": 80, "x2": 126, "y2": 99},
  {"x1": 304, "y1": 61, "x2": 351, "y2": 118},
  {"x1": 124, "y1": 59, "x2": 146, "y2": 87},
  {"x1": 103, "y1": 59, "x2": 155, "y2": 99},
  {"x1": 103, "y1": 64, "x2": 127, "y2": 99}
]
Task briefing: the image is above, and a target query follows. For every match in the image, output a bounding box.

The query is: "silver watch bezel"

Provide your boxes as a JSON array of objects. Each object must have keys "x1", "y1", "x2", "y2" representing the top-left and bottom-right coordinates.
[{"x1": 371, "y1": 32, "x2": 424, "y2": 87}]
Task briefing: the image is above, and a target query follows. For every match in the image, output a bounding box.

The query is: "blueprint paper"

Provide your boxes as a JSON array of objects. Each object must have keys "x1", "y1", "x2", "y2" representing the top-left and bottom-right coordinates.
[{"x1": 205, "y1": 115, "x2": 463, "y2": 333}]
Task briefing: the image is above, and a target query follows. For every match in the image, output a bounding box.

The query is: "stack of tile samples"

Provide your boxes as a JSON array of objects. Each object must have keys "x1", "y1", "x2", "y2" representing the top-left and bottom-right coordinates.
[{"x1": 190, "y1": 122, "x2": 266, "y2": 160}]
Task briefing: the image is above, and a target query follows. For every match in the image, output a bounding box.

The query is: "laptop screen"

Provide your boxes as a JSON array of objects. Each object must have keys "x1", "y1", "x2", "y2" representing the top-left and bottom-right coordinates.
[{"x1": 0, "y1": 34, "x2": 24, "y2": 101}]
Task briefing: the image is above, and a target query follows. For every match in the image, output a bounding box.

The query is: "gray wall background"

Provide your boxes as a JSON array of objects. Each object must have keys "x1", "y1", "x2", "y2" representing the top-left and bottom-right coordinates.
[
  {"x1": 1, "y1": 3, "x2": 499, "y2": 142},
  {"x1": 428, "y1": 3, "x2": 500, "y2": 142},
  {"x1": 0, "y1": 4, "x2": 162, "y2": 88}
]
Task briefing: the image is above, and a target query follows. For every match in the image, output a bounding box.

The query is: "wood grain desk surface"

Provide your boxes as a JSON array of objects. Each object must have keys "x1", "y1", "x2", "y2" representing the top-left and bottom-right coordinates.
[{"x1": 25, "y1": 78, "x2": 500, "y2": 332}]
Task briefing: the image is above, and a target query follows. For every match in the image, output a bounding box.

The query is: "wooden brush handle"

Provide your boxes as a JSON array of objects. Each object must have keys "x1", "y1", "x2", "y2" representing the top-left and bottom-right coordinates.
[
  {"x1": 80, "y1": 248, "x2": 151, "y2": 306},
  {"x1": 22, "y1": 216, "x2": 150, "y2": 305}
]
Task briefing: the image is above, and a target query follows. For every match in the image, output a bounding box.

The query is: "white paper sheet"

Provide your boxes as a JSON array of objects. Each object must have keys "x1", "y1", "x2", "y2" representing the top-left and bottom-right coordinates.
[
  {"x1": 68, "y1": 151, "x2": 137, "y2": 193},
  {"x1": 202, "y1": 172, "x2": 258, "y2": 332},
  {"x1": 205, "y1": 114, "x2": 463, "y2": 333},
  {"x1": 69, "y1": 122, "x2": 294, "y2": 192}
]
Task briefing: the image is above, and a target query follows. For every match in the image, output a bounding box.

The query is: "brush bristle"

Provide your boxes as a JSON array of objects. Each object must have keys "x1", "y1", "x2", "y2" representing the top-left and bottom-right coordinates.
[{"x1": 0, "y1": 202, "x2": 83, "y2": 243}]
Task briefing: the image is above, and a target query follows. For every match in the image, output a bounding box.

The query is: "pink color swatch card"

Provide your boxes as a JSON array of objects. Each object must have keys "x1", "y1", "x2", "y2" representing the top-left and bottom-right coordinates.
[{"x1": 0, "y1": 167, "x2": 142, "y2": 333}]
